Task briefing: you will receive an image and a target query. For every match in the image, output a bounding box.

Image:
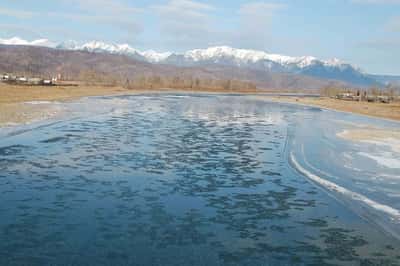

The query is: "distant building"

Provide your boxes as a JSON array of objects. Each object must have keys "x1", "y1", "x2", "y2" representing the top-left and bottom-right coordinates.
[
  {"x1": 2, "y1": 73, "x2": 10, "y2": 81},
  {"x1": 43, "y1": 79, "x2": 53, "y2": 85},
  {"x1": 377, "y1": 95, "x2": 391, "y2": 103},
  {"x1": 17, "y1": 77, "x2": 28, "y2": 83},
  {"x1": 1, "y1": 74, "x2": 18, "y2": 83},
  {"x1": 27, "y1": 78, "x2": 44, "y2": 85},
  {"x1": 0, "y1": 73, "x2": 58, "y2": 86},
  {"x1": 336, "y1": 92, "x2": 356, "y2": 100}
]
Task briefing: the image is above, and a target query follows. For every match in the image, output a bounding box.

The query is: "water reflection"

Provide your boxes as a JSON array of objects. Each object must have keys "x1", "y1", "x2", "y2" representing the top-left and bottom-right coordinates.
[{"x1": 0, "y1": 95, "x2": 399, "y2": 265}]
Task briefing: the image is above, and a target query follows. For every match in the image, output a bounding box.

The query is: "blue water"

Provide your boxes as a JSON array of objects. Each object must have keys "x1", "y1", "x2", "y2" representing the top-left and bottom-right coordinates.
[{"x1": 0, "y1": 94, "x2": 399, "y2": 265}]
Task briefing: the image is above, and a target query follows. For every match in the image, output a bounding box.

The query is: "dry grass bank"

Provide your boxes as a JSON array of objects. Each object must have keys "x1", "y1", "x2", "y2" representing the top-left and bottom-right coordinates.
[
  {"x1": 0, "y1": 83, "x2": 131, "y2": 104},
  {"x1": 263, "y1": 96, "x2": 400, "y2": 121},
  {"x1": 0, "y1": 83, "x2": 258, "y2": 126},
  {"x1": 0, "y1": 84, "x2": 137, "y2": 126},
  {"x1": 1, "y1": 83, "x2": 400, "y2": 127}
]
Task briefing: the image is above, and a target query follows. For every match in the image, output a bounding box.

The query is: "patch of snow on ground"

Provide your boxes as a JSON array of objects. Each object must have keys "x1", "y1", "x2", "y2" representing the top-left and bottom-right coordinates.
[{"x1": 358, "y1": 152, "x2": 400, "y2": 169}]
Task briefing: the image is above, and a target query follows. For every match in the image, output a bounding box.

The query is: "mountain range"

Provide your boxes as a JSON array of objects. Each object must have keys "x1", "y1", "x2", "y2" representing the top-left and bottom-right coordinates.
[
  {"x1": 56, "y1": 40, "x2": 377, "y2": 86},
  {"x1": 1, "y1": 37, "x2": 399, "y2": 88}
]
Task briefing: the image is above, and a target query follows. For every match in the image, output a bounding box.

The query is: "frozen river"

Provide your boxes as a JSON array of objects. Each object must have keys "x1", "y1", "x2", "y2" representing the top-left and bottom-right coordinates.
[{"x1": 0, "y1": 94, "x2": 399, "y2": 265}]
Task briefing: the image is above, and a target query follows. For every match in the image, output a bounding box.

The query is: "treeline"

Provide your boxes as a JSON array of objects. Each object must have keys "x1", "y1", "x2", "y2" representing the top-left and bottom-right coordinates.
[
  {"x1": 124, "y1": 76, "x2": 257, "y2": 91},
  {"x1": 320, "y1": 85, "x2": 400, "y2": 98},
  {"x1": 77, "y1": 70, "x2": 257, "y2": 91}
]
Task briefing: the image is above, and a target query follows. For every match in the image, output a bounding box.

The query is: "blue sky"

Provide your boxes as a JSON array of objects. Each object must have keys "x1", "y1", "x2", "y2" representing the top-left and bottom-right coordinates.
[{"x1": 0, "y1": 0, "x2": 399, "y2": 75}]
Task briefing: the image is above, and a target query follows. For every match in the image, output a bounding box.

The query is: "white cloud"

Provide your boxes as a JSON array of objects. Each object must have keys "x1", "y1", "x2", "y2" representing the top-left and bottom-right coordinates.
[
  {"x1": 386, "y1": 16, "x2": 400, "y2": 31},
  {"x1": 360, "y1": 38, "x2": 400, "y2": 48},
  {"x1": 69, "y1": 0, "x2": 143, "y2": 16},
  {"x1": 49, "y1": 12, "x2": 142, "y2": 34},
  {"x1": 152, "y1": 0, "x2": 215, "y2": 24},
  {"x1": 0, "y1": 7, "x2": 36, "y2": 19},
  {"x1": 155, "y1": 0, "x2": 214, "y2": 12},
  {"x1": 351, "y1": 0, "x2": 400, "y2": 4},
  {"x1": 151, "y1": 0, "x2": 220, "y2": 49},
  {"x1": 1, "y1": 0, "x2": 285, "y2": 51},
  {"x1": 54, "y1": 0, "x2": 144, "y2": 39},
  {"x1": 1, "y1": 0, "x2": 143, "y2": 39},
  {"x1": 234, "y1": 2, "x2": 285, "y2": 49},
  {"x1": 239, "y1": 2, "x2": 285, "y2": 15},
  {"x1": 151, "y1": 1, "x2": 285, "y2": 50}
]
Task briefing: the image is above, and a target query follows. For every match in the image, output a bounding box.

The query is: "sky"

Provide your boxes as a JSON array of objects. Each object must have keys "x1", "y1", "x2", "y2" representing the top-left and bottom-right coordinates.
[{"x1": 0, "y1": 0, "x2": 399, "y2": 75}]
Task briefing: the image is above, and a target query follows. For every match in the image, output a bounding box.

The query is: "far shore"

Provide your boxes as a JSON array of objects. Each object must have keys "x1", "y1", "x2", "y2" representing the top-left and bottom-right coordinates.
[
  {"x1": 1, "y1": 83, "x2": 400, "y2": 127},
  {"x1": 255, "y1": 95, "x2": 400, "y2": 122}
]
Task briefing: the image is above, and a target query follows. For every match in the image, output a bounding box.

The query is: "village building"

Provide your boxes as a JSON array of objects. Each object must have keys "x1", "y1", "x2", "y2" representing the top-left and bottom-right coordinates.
[
  {"x1": 27, "y1": 78, "x2": 44, "y2": 85},
  {"x1": 17, "y1": 77, "x2": 28, "y2": 83},
  {"x1": 43, "y1": 79, "x2": 53, "y2": 85},
  {"x1": 335, "y1": 92, "x2": 360, "y2": 101},
  {"x1": 2, "y1": 73, "x2": 10, "y2": 81},
  {"x1": 1, "y1": 73, "x2": 57, "y2": 86}
]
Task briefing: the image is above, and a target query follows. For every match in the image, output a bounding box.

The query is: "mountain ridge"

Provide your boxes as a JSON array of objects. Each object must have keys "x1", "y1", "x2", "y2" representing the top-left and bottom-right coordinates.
[
  {"x1": 0, "y1": 44, "x2": 351, "y2": 91},
  {"x1": 0, "y1": 37, "x2": 356, "y2": 69},
  {"x1": 0, "y1": 37, "x2": 397, "y2": 87}
]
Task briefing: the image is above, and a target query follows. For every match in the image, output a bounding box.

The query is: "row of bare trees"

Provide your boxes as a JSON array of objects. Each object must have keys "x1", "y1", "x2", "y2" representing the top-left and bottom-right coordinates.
[
  {"x1": 77, "y1": 70, "x2": 257, "y2": 91},
  {"x1": 320, "y1": 85, "x2": 400, "y2": 98},
  {"x1": 2, "y1": 67, "x2": 257, "y2": 91},
  {"x1": 124, "y1": 76, "x2": 257, "y2": 91}
]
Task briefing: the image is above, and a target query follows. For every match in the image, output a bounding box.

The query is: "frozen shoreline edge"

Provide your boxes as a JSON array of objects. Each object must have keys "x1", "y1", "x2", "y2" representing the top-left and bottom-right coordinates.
[{"x1": 289, "y1": 151, "x2": 400, "y2": 241}]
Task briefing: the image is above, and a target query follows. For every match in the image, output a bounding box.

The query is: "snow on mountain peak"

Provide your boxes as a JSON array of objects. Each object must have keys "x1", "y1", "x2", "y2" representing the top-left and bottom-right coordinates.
[
  {"x1": 184, "y1": 46, "x2": 271, "y2": 63},
  {"x1": 0, "y1": 37, "x2": 356, "y2": 70},
  {"x1": 141, "y1": 50, "x2": 172, "y2": 63},
  {"x1": 0, "y1": 36, "x2": 374, "y2": 85},
  {"x1": 0, "y1": 37, "x2": 56, "y2": 48},
  {"x1": 80, "y1": 41, "x2": 138, "y2": 54},
  {"x1": 324, "y1": 57, "x2": 343, "y2": 67},
  {"x1": 56, "y1": 40, "x2": 80, "y2": 50},
  {"x1": 182, "y1": 46, "x2": 326, "y2": 68}
]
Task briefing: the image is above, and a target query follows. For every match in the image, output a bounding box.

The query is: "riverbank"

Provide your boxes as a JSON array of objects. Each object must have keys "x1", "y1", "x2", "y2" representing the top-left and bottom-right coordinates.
[
  {"x1": 1, "y1": 83, "x2": 400, "y2": 127},
  {"x1": 259, "y1": 96, "x2": 400, "y2": 122},
  {"x1": 0, "y1": 84, "x2": 149, "y2": 126}
]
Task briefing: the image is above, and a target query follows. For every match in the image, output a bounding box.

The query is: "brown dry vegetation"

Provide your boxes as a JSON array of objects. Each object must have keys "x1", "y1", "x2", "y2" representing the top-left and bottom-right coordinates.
[
  {"x1": 0, "y1": 83, "x2": 129, "y2": 104},
  {"x1": 320, "y1": 86, "x2": 400, "y2": 98},
  {"x1": 76, "y1": 70, "x2": 257, "y2": 91},
  {"x1": 0, "y1": 44, "x2": 349, "y2": 90},
  {"x1": 2, "y1": 82, "x2": 400, "y2": 127},
  {"x1": 0, "y1": 82, "x2": 259, "y2": 126},
  {"x1": 1, "y1": 44, "x2": 399, "y2": 125},
  {"x1": 262, "y1": 96, "x2": 400, "y2": 121},
  {"x1": 0, "y1": 84, "x2": 131, "y2": 126}
]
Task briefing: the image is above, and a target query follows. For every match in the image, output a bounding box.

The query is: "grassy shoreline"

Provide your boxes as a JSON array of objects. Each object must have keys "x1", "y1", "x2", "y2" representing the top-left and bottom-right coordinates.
[
  {"x1": 1, "y1": 84, "x2": 400, "y2": 127},
  {"x1": 255, "y1": 95, "x2": 400, "y2": 122}
]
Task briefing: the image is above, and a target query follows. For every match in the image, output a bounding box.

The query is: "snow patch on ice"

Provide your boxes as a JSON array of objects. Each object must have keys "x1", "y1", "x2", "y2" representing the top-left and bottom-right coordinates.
[
  {"x1": 358, "y1": 152, "x2": 400, "y2": 169},
  {"x1": 290, "y1": 152, "x2": 400, "y2": 221}
]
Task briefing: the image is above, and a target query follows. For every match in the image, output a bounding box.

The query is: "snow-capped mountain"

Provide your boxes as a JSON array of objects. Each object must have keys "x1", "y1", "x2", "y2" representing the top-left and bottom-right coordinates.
[
  {"x1": 0, "y1": 37, "x2": 380, "y2": 86},
  {"x1": 162, "y1": 46, "x2": 375, "y2": 86},
  {"x1": 56, "y1": 41, "x2": 172, "y2": 63},
  {"x1": 56, "y1": 40, "x2": 146, "y2": 61},
  {"x1": 141, "y1": 50, "x2": 172, "y2": 63},
  {"x1": 0, "y1": 37, "x2": 56, "y2": 48},
  {"x1": 45, "y1": 38, "x2": 354, "y2": 70},
  {"x1": 182, "y1": 46, "x2": 318, "y2": 67}
]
